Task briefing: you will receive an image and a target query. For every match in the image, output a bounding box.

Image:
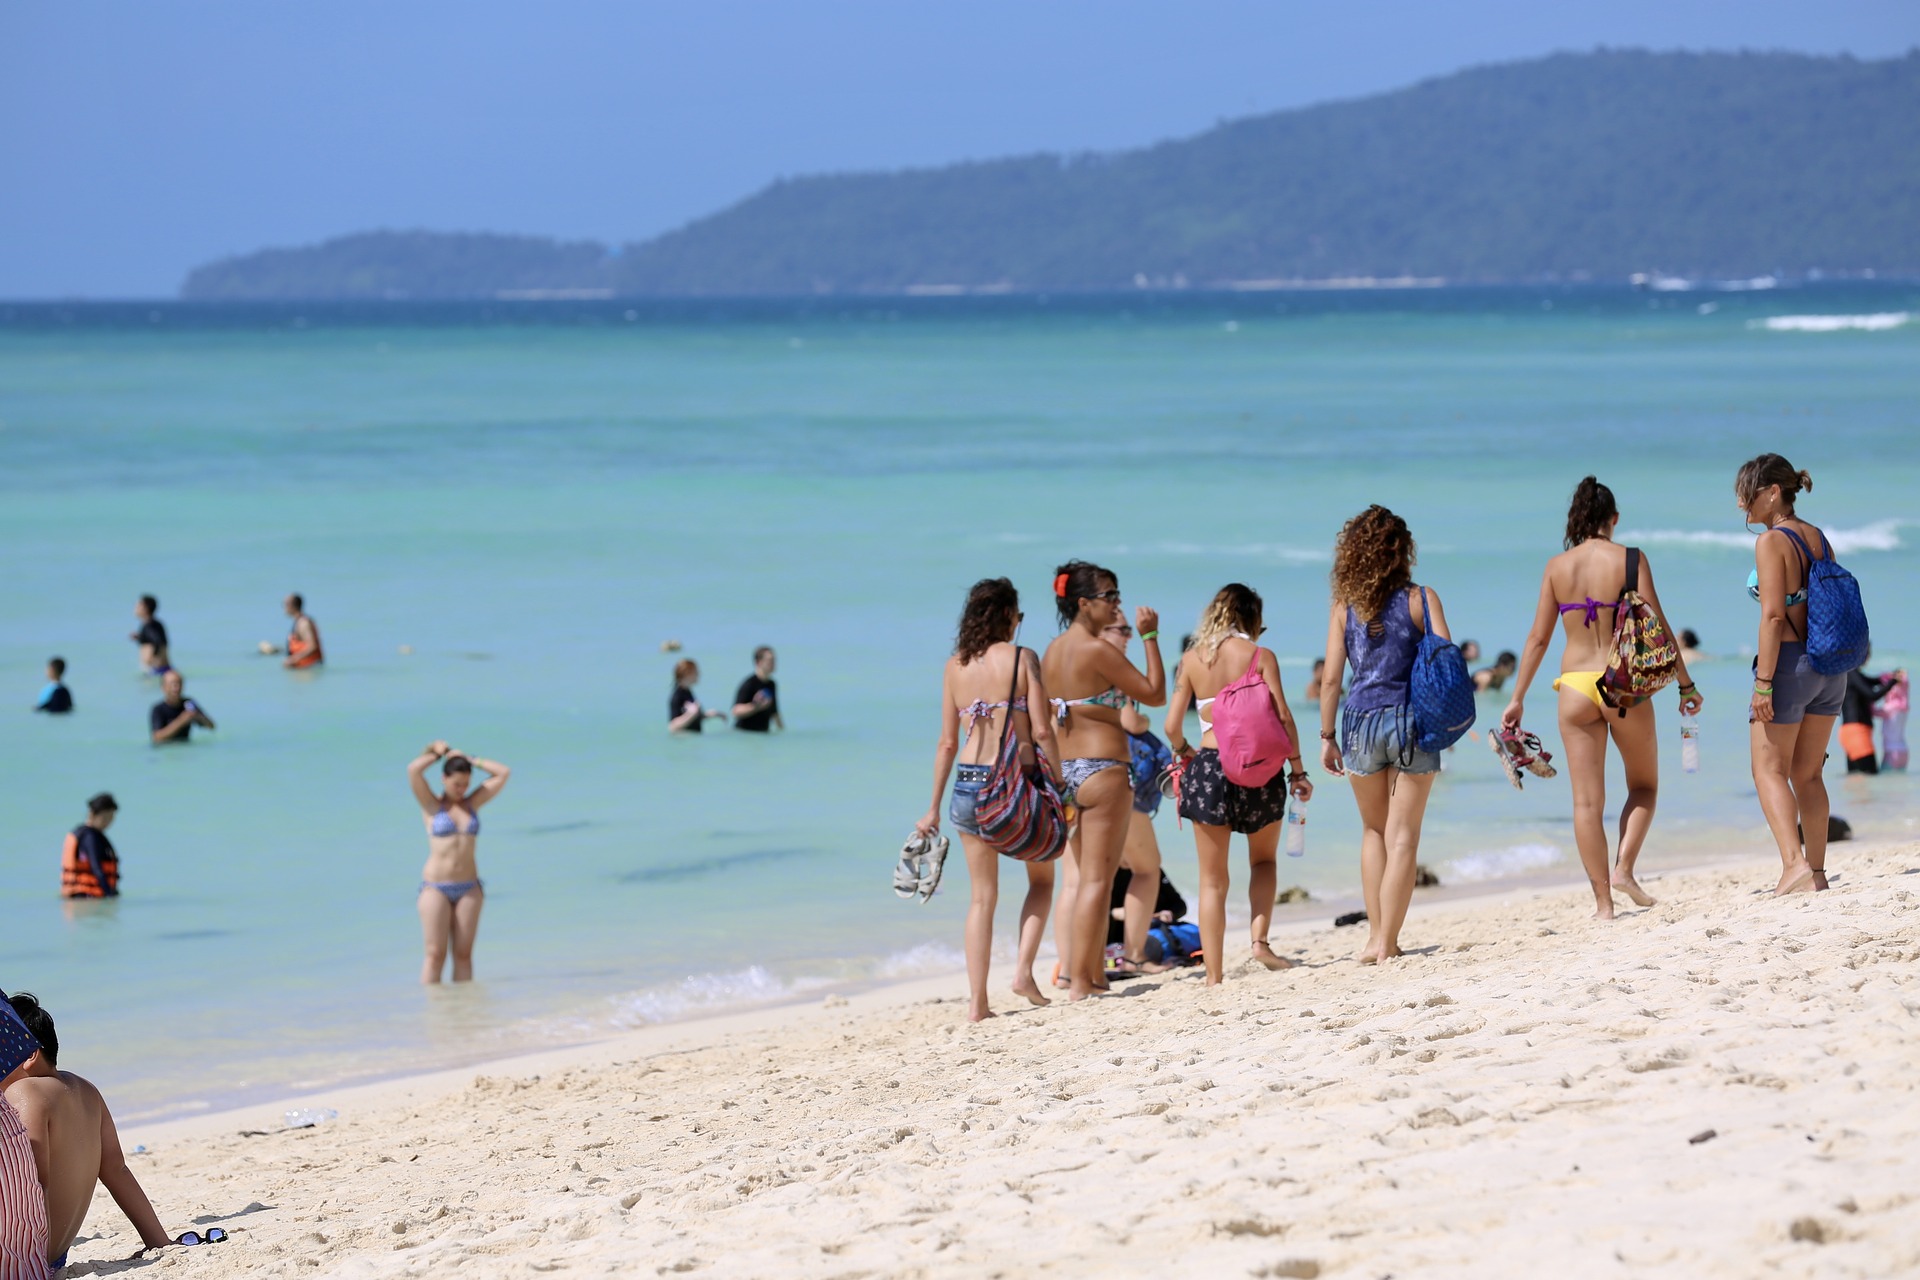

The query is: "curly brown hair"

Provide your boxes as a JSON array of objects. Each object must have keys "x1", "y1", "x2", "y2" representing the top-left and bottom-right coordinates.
[
  {"x1": 1331, "y1": 505, "x2": 1416, "y2": 622},
  {"x1": 955, "y1": 577, "x2": 1020, "y2": 663}
]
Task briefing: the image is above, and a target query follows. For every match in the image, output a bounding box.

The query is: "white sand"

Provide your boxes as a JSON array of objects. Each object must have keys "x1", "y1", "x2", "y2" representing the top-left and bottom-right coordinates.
[{"x1": 72, "y1": 843, "x2": 1920, "y2": 1278}]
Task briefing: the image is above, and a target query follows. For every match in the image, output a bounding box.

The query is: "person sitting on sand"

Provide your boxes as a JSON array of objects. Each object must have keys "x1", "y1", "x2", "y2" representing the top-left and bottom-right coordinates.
[
  {"x1": 280, "y1": 593, "x2": 324, "y2": 669},
  {"x1": 129, "y1": 595, "x2": 169, "y2": 675},
  {"x1": 61, "y1": 793, "x2": 121, "y2": 899},
  {"x1": 408, "y1": 741, "x2": 511, "y2": 983},
  {"x1": 1473, "y1": 650, "x2": 1518, "y2": 692},
  {"x1": 1166, "y1": 583, "x2": 1311, "y2": 983},
  {"x1": 2, "y1": 992, "x2": 174, "y2": 1271},
  {"x1": 1106, "y1": 865, "x2": 1188, "y2": 968},
  {"x1": 1319, "y1": 506, "x2": 1449, "y2": 963},
  {"x1": 34, "y1": 658, "x2": 73, "y2": 714},
  {"x1": 1101, "y1": 617, "x2": 1175, "y2": 977},
  {"x1": 0, "y1": 992, "x2": 50, "y2": 1277},
  {"x1": 1503, "y1": 477, "x2": 1701, "y2": 916},
  {"x1": 1738, "y1": 454, "x2": 1846, "y2": 894},
  {"x1": 669, "y1": 659, "x2": 728, "y2": 733},
  {"x1": 149, "y1": 671, "x2": 214, "y2": 745},
  {"x1": 1043, "y1": 561, "x2": 1166, "y2": 1001},
  {"x1": 916, "y1": 578, "x2": 1064, "y2": 1021}
]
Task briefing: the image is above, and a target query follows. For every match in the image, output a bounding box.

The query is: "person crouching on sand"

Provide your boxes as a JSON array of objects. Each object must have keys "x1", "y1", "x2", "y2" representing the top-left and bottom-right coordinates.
[
  {"x1": 1503, "y1": 478, "x2": 1700, "y2": 917},
  {"x1": 1319, "y1": 506, "x2": 1446, "y2": 963},
  {"x1": 3, "y1": 992, "x2": 174, "y2": 1271},
  {"x1": 917, "y1": 578, "x2": 1064, "y2": 1021},
  {"x1": 1164, "y1": 584, "x2": 1312, "y2": 983},
  {"x1": 408, "y1": 742, "x2": 511, "y2": 982},
  {"x1": 1042, "y1": 561, "x2": 1165, "y2": 1001}
]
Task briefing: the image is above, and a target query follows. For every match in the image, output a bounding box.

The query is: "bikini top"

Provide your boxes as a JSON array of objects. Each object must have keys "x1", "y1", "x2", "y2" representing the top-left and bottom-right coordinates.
[
  {"x1": 430, "y1": 806, "x2": 479, "y2": 837},
  {"x1": 1558, "y1": 598, "x2": 1617, "y2": 628},
  {"x1": 1052, "y1": 687, "x2": 1128, "y2": 721},
  {"x1": 1191, "y1": 632, "x2": 1254, "y2": 733},
  {"x1": 960, "y1": 696, "x2": 1028, "y2": 740},
  {"x1": 1747, "y1": 526, "x2": 1813, "y2": 607}
]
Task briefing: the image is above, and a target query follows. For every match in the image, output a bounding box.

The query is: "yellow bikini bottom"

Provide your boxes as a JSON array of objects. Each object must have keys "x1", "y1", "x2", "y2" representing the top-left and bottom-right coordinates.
[{"x1": 1552, "y1": 670, "x2": 1608, "y2": 712}]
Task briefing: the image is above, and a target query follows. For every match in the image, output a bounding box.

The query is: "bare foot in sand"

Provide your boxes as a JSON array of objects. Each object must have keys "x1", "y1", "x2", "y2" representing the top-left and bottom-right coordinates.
[
  {"x1": 1010, "y1": 977, "x2": 1051, "y2": 1008},
  {"x1": 967, "y1": 1006, "x2": 998, "y2": 1023},
  {"x1": 1775, "y1": 862, "x2": 1815, "y2": 896},
  {"x1": 1357, "y1": 943, "x2": 1402, "y2": 964},
  {"x1": 1611, "y1": 875, "x2": 1656, "y2": 907},
  {"x1": 1252, "y1": 941, "x2": 1296, "y2": 971},
  {"x1": 1811, "y1": 868, "x2": 1830, "y2": 891}
]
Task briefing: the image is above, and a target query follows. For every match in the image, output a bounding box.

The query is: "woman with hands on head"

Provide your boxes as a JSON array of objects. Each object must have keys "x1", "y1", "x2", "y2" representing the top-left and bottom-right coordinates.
[
  {"x1": 1041, "y1": 561, "x2": 1166, "y2": 1001},
  {"x1": 1163, "y1": 584, "x2": 1312, "y2": 984},
  {"x1": 916, "y1": 578, "x2": 1064, "y2": 1021},
  {"x1": 408, "y1": 740, "x2": 511, "y2": 984},
  {"x1": 1502, "y1": 478, "x2": 1701, "y2": 918},
  {"x1": 1319, "y1": 506, "x2": 1447, "y2": 963}
]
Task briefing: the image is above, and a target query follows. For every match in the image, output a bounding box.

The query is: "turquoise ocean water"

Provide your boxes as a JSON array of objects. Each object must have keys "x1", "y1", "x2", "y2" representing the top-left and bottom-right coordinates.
[{"x1": 1, "y1": 286, "x2": 1915, "y2": 1121}]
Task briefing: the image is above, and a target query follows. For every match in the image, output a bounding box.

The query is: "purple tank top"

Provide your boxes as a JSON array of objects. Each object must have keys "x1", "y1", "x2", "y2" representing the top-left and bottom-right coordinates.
[{"x1": 1344, "y1": 588, "x2": 1419, "y2": 712}]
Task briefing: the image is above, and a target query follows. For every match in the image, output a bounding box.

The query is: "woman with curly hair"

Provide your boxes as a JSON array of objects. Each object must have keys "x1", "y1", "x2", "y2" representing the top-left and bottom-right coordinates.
[
  {"x1": 1164, "y1": 584, "x2": 1312, "y2": 984},
  {"x1": 1042, "y1": 560, "x2": 1165, "y2": 1000},
  {"x1": 1319, "y1": 506, "x2": 1446, "y2": 963},
  {"x1": 917, "y1": 578, "x2": 1065, "y2": 1020},
  {"x1": 1503, "y1": 477, "x2": 1702, "y2": 916}
]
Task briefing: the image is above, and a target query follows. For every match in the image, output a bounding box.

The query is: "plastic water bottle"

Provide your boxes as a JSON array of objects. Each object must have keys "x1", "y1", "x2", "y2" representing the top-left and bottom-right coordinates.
[
  {"x1": 1679, "y1": 714, "x2": 1700, "y2": 774},
  {"x1": 1285, "y1": 799, "x2": 1307, "y2": 857}
]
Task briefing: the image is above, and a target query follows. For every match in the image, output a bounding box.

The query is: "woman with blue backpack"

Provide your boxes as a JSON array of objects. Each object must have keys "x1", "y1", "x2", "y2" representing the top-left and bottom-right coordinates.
[
  {"x1": 1502, "y1": 478, "x2": 1702, "y2": 920},
  {"x1": 1738, "y1": 454, "x2": 1869, "y2": 895},
  {"x1": 1318, "y1": 506, "x2": 1471, "y2": 963},
  {"x1": 1165, "y1": 583, "x2": 1313, "y2": 984}
]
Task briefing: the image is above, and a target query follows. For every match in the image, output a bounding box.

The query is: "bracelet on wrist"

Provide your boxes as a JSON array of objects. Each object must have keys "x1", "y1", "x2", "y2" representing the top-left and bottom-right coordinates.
[
  {"x1": 1678, "y1": 682, "x2": 1697, "y2": 693},
  {"x1": 1319, "y1": 730, "x2": 1337, "y2": 741},
  {"x1": 1141, "y1": 630, "x2": 1159, "y2": 641}
]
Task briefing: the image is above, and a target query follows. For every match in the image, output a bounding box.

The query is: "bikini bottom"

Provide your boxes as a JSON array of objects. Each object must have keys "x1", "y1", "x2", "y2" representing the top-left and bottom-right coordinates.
[
  {"x1": 420, "y1": 879, "x2": 483, "y2": 905},
  {"x1": 1553, "y1": 670, "x2": 1608, "y2": 712},
  {"x1": 1060, "y1": 757, "x2": 1127, "y2": 805}
]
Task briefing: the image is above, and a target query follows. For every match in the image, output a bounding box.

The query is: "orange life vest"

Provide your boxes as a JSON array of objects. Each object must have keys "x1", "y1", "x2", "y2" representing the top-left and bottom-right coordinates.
[
  {"x1": 61, "y1": 827, "x2": 119, "y2": 898},
  {"x1": 288, "y1": 619, "x2": 323, "y2": 668}
]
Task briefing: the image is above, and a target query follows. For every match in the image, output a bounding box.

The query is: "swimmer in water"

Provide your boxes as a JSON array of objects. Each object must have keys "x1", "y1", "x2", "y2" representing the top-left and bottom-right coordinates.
[
  {"x1": 407, "y1": 741, "x2": 511, "y2": 983},
  {"x1": 281, "y1": 594, "x2": 324, "y2": 668},
  {"x1": 129, "y1": 595, "x2": 169, "y2": 675}
]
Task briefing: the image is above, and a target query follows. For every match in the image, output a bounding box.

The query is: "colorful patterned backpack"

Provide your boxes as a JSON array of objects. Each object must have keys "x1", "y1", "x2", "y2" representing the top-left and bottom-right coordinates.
[{"x1": 1597, "y1": 548, "x2": 1679, "y2": 713}]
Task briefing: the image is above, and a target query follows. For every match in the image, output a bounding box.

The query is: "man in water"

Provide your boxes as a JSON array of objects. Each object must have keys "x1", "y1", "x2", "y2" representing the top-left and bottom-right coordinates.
[
  {"x1": 280, "y1": 593, "x2": 324, "y2": 669},
  {"x1": 1473, "y1": 650, "x2": 1519, "y2": 692},
  {"x1": 33, "y1": 658, "x2": 73, "y2": 714},
  {"x1": 731, "y1": 646, "x2": 783, "y2": 732},
  {"x1": 61, "y1": 794, "x2": 121, "y2": 899},
  {"x1": 149, "y1": 671, "x2": 215, "y2": 745},
  {"x1": 2, "y1": 993, "x2": 174, "y2": 1271},
  {"x1": 129, "y1": 595, "x2": 169, "y2": 675}
]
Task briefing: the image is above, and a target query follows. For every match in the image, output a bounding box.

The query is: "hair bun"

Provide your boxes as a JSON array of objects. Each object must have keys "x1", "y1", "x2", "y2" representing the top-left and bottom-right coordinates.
[{"x1": 1796, "y1": 469, "x2": 1814, "y2": 493}]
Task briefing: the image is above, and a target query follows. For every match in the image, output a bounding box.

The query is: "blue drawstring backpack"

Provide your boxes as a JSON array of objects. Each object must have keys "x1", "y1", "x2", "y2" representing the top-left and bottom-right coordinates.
[
  {"x1": 1410, "y1": 587, "x2": 1476, "y2": 752},
  {"x1": 1777, "y1": 527, "x2": 1871, "y2": 675}
]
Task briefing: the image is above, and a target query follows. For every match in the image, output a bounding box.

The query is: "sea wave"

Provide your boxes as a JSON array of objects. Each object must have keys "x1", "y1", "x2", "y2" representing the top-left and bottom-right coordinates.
[
  {"x1": 1751, "y1": 312, "x2": 1911, "y2": 333},
  {"x1": 1121, "y1": 541, "x2": 1329, "y2": 564},
  {"x1": 1441, "y1": 842, "x2": 1566, "y2": 884},
  {"x1": 1622, "y1": 520, "x2": 1902, "y2": 555},
  {"x1": 609, "y1": 965, "x2": 805, "y2": 1026}
]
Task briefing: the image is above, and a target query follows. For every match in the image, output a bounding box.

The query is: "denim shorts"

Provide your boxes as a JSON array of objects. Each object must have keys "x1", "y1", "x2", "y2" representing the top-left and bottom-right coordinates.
[
  {"x1": 1341, "y1": 704, "x2": 1441, "y2": 777},
  {"x1": 948, "y1": 764, "x2": 990, "y2": 836},
  {"x1": 1757, "y1": 642, "x2": 1844, "y2": 726}
]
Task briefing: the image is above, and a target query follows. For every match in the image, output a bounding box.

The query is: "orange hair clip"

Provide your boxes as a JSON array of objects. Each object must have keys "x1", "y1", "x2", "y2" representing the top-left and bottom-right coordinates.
[{"x1": 1054, "y1": 572, "x2": 1070, "y2": 598}]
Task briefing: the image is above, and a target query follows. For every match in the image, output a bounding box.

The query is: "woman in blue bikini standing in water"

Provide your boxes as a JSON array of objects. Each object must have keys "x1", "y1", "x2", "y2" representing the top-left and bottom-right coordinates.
[
  {"x1": 408, "y1": 740, "x2": 512, "y2": 983},
  {"x1": 1503, "y1": 478, "x2": 1701, "y2": 918},
  {"x1": 1042, "y1": 561, "x2": 1165, "y2": 1001}
]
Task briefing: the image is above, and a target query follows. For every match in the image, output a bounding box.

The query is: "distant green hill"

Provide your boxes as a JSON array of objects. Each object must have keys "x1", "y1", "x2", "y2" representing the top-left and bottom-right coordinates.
[{"x1": 182, "y1": 49, "x2": 1920, "y2": 299}]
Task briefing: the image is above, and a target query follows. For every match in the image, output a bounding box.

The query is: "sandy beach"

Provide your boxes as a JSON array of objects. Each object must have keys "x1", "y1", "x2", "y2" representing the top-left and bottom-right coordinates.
[{"x1": 72, "y1": 841, "x2": 1920, "y2": 1278}]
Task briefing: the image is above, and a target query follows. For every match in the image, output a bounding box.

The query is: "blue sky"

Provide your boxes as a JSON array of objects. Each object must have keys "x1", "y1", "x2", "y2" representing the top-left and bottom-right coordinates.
[{"x1": 2, "y1": 1, "x2": 1915, "y2": 297}]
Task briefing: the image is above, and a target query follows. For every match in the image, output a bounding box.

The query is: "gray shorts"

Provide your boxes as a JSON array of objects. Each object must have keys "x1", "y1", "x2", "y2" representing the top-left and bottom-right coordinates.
[
  {"x1": 1758, "y1": 642, "x2": 1844, "y2": 726},
  {"x1": 1341, "y1": 704, "x2": 1442, "y2": 777}
]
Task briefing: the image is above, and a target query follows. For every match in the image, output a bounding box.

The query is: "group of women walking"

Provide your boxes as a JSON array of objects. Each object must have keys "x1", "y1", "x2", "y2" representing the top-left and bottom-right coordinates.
[{"x1": 918, "y1": 452, "x2": 1861, "y2": 1020}]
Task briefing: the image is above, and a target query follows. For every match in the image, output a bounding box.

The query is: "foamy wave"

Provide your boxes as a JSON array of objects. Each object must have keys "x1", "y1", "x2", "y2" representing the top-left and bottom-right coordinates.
[
  {"x1": 610, "y1": 965, "x2": 794, "y2": 1025},
  {"x1": 877, "y1": 941, "x2": 966, "y2": 978},
  {"x1": 1752, "y1": 312, "x2": 1911, "y2": 333},
  {"x1": 1137, "y1": 542, "x2": 1329, "y2": 564},
  {"x1": 1441, "y1": 842, "x2": 1566, "y2": 884},
  {"x1": 1623, "y1": 520, "x2": 1902, "y2": 555}
]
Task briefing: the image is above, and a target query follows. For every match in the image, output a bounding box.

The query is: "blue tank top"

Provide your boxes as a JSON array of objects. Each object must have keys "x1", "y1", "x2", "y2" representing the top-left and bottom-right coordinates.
[{"x1": 1344, "y1": 588, "x2": 1419, "y2": 712}]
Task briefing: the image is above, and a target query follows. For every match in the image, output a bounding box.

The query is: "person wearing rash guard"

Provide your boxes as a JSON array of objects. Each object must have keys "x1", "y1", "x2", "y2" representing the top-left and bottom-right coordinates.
[
  {"x1": 129, "y1": 595, "x2": 169, "y2": 675},
  {"x1": 34, "y1": 658, "x2": 73, "y2": 714},
  {"x1": 149, "y1": 671, "x2": 215, "y2": 744},
  {"x1": 732, "y1": 646, "x2": 783, "y2": 732}
]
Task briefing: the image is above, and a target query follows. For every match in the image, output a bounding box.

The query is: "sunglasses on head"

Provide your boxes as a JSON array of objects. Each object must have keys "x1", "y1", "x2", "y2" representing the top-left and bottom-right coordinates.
[{"x1": 176, "y1": 1228, "x2": 228, "y2": 1246}]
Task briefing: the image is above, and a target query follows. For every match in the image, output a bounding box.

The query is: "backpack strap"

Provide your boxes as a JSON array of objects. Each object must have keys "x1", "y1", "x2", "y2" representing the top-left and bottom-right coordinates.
[
  {"x1": 1623, "y1": 547, "x2": 1640, "y2": 596},
  {"x1": 1417, "y1": 586, "x2": 1434, "y2": 638},
  {"x1": 1776, "y1": 525, "x2": 1824, "y2": 565},
  {"x1": 995, "y1": 645, "x2": 1025, "y2": 751}
]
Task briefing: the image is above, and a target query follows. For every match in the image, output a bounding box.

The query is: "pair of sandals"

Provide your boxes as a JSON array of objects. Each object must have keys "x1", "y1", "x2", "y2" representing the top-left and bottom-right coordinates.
[
  {"x1": 1490, "y1": 726, "x2": 1558, "y2": 789},
  {"x1": 893, "y1": 830, "x2": 950, "y2": 903}
]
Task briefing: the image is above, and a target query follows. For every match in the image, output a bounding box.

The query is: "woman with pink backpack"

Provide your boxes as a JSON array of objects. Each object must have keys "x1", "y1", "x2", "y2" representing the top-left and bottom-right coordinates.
[{"x1": 1164, "y1": 584, "x2": 1313, "y2": 985}]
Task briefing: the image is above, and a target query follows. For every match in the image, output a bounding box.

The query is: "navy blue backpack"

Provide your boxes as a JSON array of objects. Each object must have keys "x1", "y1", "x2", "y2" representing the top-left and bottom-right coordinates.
[
  {"x1": 1778, "y1": 527, "x2": 1871, "y2": 675},
  {"x1": 1410, "y1": 587, "x2": 1476, "y2": 752}
]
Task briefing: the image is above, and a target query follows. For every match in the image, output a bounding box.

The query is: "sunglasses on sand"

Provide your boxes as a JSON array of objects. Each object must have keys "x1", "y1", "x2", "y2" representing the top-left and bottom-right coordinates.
[{"x1": 176, "y1": 1228, "x2": 228, "y2": 1246}]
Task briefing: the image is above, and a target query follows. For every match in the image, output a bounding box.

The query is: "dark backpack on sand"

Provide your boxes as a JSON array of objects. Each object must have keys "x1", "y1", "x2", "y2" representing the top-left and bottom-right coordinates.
[
  {"x1": 1777, "y1": 527, "x2": 1871, "y2": 676},
  {"x1": 1409, "y1": 587, "x2": 1476, "y2": 753}
]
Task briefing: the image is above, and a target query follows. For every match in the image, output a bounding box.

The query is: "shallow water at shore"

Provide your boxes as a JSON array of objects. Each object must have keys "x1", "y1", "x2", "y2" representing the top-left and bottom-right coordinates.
[{"x1": 1, "y1": 285, "x2": 1915, "y2": 1118}]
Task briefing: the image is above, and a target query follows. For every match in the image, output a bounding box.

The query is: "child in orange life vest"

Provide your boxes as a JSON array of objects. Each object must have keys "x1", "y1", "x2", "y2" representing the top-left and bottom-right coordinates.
[{"x1": 61, "y1": 794, "x2": 120, "y2": 899}]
